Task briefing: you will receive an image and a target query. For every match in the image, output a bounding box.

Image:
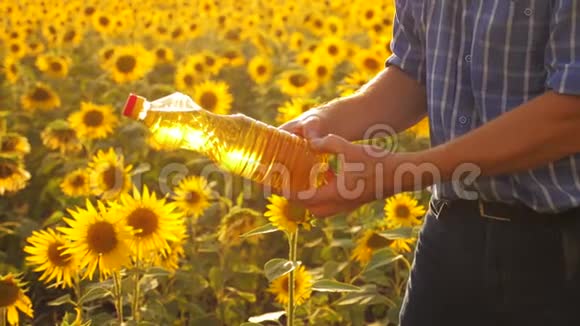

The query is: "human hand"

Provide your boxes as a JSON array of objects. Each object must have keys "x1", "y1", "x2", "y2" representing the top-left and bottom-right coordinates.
[{"x1": 295, "y1": 134, "x2": 404, "y2": 218}]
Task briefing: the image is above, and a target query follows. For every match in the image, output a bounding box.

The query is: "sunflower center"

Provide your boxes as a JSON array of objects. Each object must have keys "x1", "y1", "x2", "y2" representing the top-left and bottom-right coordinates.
[
  {"x1": 103, "y1": 49, "x2": 114, "y2": 60},
  {"x1": 367, "y1": 233, "x2": 392, "y2": 249},
  {"x1": 289, "y1": 73, "x2": 308, "y2": 87},
  {"x1": 285, "y1": 203, "x2": 306, "y2": 222},
  {"x1": 0, "y1": 164, "x2": 15, "y2": 178},
  {"x1": 187, "y1": 191, "x2": 201, "y2": 204},
  {"x1": 1, "y1": 138, "x2": 17, "y2": 152},
  {"x1": 156, "y1": 49, "x2": 166, "y2": 59},
  {"x1": 189, "y1": 23, "x2": 198, "y2": 32},
  {"x1": 116, "y1": 55, "x2": 137, "y2": 73},
  {"x1": 63, "y1": 30, "x2": 76, "y2": 42},
  {"x1": 102, "y1": 165, "x2": 124, "y2": 191},
  {"x1": 194, "y1": 63, "x2": 204, "y2": 73},
  {"x1": 83, "y1": 110, "x2": 104, "y2": 127},
  {"x1": 84, "y1": 6, "x2": 95, "y2": 15},
  {"x1": 54, "y1": 129, "x2": 76, "y2": 143},
  {"x1": 205, "y1": 56, "x2": 215, "y2": 66},
  {"x1": 99, "y1": 16, "x2": 110, "y2": 27},
  {"x1": 224, "y1": 50, "x2": 237, "y2": 60},
  {"x1": 71, "y1": 175, "x2": 86, "y2": 188},
  {"x1": 87, "y1": 221, "x2": 118, "y2": 254},
  {"x1": 395, "y1": 205, "x2": 411, "y2": 219},
  {"x1": 30, "y1": 87, "x2": 51, "y2": 101},
  {"x1": 127, "y1": 208, "x2": 159, "y2": 237},
  {"x1": 365, "y1": 10, "x2": 375, "y2": 20},
  {"x1": 10, "y1": 44, "x2": 20, "y2": 53},
  {"x1": 50, "y1": 61, "x2": 63, "y2": 72},
  {"x1": 316, "y1": 66, "x2": 328, "y2": 78},
  {"x1": 329, "y1": 24, "x2": 338, "y2": 33},
  {"x1": 0, "y1": 280, "x2": 19, "y2": 307},
  {"x1": 171, "y1": 27, "x2": 183, "y2": 39},
  {"x1": 328, "y1": 45, "x2": 338, "y2": 56},
  {"x1": 183, "y1": 74, "x2": 194, "y2": 86},
  {"x1": 48, "y1": 241, "x2": 72, "y2": 266},
  {"x1": 200, "y1": 92, "x2": 218, "y2": 110},
  {"x1": 256, "y1": 65, "x2": 267, "y2": 75},
  {"x1": 364, "y1": 58, "x2": 379, "y2": 71},
  {"x1": 9, "y1": 64, "x2": 17, "y2": 74}
]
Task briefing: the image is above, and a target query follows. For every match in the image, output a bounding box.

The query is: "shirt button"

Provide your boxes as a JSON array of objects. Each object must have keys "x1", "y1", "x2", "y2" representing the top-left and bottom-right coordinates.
[
  {"x1": 524, "y1": 8, "x2": 533, "y2": 16},
  {"x1": 465, "y1": 54, "x2": 472, "y2": 63},
  {"x1": 458, "y1": 116, "x2": 470, "y2": 125}
]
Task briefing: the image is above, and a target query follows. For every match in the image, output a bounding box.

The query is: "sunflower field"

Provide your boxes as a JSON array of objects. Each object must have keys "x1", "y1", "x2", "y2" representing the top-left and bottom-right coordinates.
[{"x1": 0, "y1": 0, "x2": 431, "y2": 325}]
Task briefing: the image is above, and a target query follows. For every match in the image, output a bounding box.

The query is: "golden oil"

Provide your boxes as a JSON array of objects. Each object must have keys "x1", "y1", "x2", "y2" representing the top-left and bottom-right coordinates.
[{"x1": 123, "y1": 93, "x2": 328, "y2": 193}]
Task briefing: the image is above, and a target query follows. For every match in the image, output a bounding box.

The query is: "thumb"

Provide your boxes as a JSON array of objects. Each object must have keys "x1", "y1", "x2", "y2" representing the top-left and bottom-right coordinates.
[
  {"x1": 309, "y1": 134, "x2": 348, "y2": 154},
  {"x1": 299, "y1": 115, "x2": 323, "y2": 140}
]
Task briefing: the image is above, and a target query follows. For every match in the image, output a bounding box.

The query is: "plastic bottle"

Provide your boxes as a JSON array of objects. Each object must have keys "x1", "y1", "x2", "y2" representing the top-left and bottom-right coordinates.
[{"x1": 122, "y1": 92, "x2": 329, "y2": 194}]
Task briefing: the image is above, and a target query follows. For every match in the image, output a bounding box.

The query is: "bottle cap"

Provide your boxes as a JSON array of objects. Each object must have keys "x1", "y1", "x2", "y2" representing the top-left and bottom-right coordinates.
[{"x1": 123, "y1": 93, "x2": 138, "y2": 118}]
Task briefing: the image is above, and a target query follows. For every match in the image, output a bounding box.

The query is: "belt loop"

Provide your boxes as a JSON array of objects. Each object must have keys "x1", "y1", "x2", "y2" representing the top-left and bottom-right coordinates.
[{"x1": 430, "y1": 199, "x2": 448, "y2": 219}]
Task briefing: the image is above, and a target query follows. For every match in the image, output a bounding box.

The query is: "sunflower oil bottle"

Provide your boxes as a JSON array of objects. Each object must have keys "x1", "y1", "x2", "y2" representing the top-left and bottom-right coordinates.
[{"x1": 123, "y1": 92, "x2": 329, "y2": 194}]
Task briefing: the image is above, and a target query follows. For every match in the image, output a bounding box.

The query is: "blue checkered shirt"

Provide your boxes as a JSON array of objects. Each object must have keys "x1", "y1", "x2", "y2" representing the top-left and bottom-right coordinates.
[{"x1": 387, "y1": 0, "x2": 580, "y2": 212}]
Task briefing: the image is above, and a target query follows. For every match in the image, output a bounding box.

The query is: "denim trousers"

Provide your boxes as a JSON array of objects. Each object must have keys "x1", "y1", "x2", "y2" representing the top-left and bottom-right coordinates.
[{"x1": 399, "y1": 200, "x2": 580, "y2": 326}]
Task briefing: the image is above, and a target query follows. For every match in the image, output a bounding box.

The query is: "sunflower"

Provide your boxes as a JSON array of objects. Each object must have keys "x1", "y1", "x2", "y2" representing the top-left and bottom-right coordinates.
[
  {"x1": 98, "y1": 44, "x2": 116, "y2": 69},
  {"x1": 275, "y1": 98, "x2": 317, "y2": 124},
  {"x1": 24, "y1": 228, "x2": 77, "y2": 288},
  {"x1": 112, "y1": 186, "x2": 185, "y2": 257},
  {"x1": 26, "y1": 40, "x2": 46, "y2": 56},
  {"x1": 193, "y1": 80, "x2": 233, "y2": 115},
  {"x1": 59, "y1": 200, "x2": 132, "y2": 280},
  {"x1": 221, "y1": 48, "x2": 245, "y2": 67},
  {"x1": 353, "y1": 49, "x2": 384, "y2": 75},
  {"x1": 92, "y1": 11, "x2": 116, "y2": 35},
  {"x1": 174, "y1": 61, "x2": 199, "y2": 93},
  {"x1": 21, "y1": 83, "x2": 61, "y2": 111},
  {"x1": 265, "y1": 194, "x2": 312, "y2": 233},
  {"x1": 41, "y1": 120, "x2": 83, "y2": 154},
  {"x1": 87, "y1": 148, "x2": 133, "y2": 200},
  {"x1": 307, "y1": 56, "x2": 335, "y2": 83},
  {"x1": 0, "y1": 133, "x2": 30, "y2": 157},
  {"x1": 384, "y1": 193, "x2": 426, "y2": 227},
  {"x1": 268, "y1": 264, "x2": 313, "y2": 306},
  {"x1": 60, "y1": 168, "x2": 91, "y2": 197},
  {"x1": 217, "y1": 207, "x2": 264, "y2": 246},
  {"x1": 106, "y1": 45, "x2": 154, "y2": 84},
  {"x1": 408, "y1": 117, "x2": 430, "y2": 139},
  {"x1": 0, "y1": 158, "x2": 30, "y2": 195},
  {"x1": 288, "y1": 32, "x2": 305, "y2": 51},
  {"x1": 153, "y1": 45, "x2": 174, "y2": 65},
  {"x1": 338, "y1": 71, "x2": 373, "y2": 96},
  {"x1": 351, "y1": 230, "x2": 392, "y2": 265},
  {"x1": 1, "y1": 56, "x2": 20, "y2": 84},
  {"x1": 5, "y1": 39, "x2": 27, "y2": 59},
  {"x1": 35, "y1": 54, "x2": 71, "y2": 79},
  {"x1": 355, "y1": 2, "x2": 384, "y2": 28},
  {"x1": 278, "y1": 70, "x2": 318, "y2": 96},
  {"x1": 172, "y1": 176, "x2": 214, "y2": 219},
  {"x1": 247, "y1": 55, "x2": 273, "y2": 85},
  {"x1": 68, "y1": 102, "x2": 119, "y2": 140},
  {"x1": 199, "y1": 51, "x2": 225, "y2": 76},
  {"x1": 0, "y1": 274, "x2": 33, "y2": 325},
  {"x1": 154, "y1": 237, "x2": 185, "y2": 273},
  {"x1": 325, "y1": 16, "x2": 345, "y2": 36},
  {"x1": 319, "y1": 36, "x2": 348, "y2": 64}
]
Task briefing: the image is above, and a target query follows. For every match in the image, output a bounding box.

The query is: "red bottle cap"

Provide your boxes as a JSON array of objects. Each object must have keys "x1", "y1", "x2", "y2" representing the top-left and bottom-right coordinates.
[{"x1": 123, "y1": 93, "x2": 138, "y2": 117}]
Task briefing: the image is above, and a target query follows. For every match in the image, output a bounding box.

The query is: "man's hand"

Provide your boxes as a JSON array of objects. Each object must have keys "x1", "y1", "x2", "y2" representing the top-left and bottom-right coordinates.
[{"x1": 295, "y1": 134, "x2": 406, "y2": 218}]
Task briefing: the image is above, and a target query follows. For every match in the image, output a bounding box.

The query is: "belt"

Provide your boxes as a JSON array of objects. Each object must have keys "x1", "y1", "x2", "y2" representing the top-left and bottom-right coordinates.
[{"x1": 433, "y1": 199, "x2": 580, "y2": 223}]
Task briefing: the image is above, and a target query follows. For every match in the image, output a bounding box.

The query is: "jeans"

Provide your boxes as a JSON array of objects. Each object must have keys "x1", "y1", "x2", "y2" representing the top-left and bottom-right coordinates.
[{"x1": 399, "y1": 200, "x2": 580, "y2": 326}]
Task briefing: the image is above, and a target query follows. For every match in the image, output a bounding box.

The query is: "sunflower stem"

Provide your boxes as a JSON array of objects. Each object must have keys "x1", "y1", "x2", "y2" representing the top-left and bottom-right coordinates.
[
  {"x1": 73, "y1": 274, "x2": 83, "y2": 323},
  {"x1": 0, "y1": 307, "x2": 6, "y2": 326},
  {"x1": 287, "y1": 230, "x2": 299, "y2": 326},
  {"x1": 132, "y1": 247, "x2": 141, "y2": 322},
  {"x1": 112, "y1": 271, "x2": 124, "y2": 323}
]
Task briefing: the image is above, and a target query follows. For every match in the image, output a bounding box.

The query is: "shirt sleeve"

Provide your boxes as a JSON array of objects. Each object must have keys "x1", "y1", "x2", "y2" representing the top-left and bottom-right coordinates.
[
  {"x1": 385, "y1": 0, "x2": 426, "y2": 84},
  {"x1": 544, "y1": 0, "x2": 580, "y2": 95}
]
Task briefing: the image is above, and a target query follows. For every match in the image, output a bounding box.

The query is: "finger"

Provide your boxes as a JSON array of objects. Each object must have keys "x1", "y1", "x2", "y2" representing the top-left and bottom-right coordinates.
[
  {"x1": 309, "y1": 134, "x2": 348, "y2": 154},
  {"x1": 278, "y1": 119, "x2": 300, "y2": 133},
  {"x1": 300, "y1": 115, "x2": 323, "y2": 140}
]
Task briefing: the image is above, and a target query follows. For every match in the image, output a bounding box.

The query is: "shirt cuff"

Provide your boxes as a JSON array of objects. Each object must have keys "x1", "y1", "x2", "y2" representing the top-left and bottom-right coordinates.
[
  {"x1": 386, "y1": 54, "x2": 425, "y2": 85},
  {"x1": 546, "y1": 65, "x2": 580, "y2": 96}
]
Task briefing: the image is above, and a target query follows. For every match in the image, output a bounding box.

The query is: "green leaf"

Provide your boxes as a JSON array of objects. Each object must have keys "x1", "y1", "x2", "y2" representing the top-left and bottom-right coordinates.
[
  {"x1": 378, "y1": 227, "x2": 415, "y2": 240},
  {"x1": 79, "y1": 286, "x2": 111, "y2": 304},
  {"x1": 209, "y1": 266, "x2": 224, "y2": 292},
  {"x1": 240, "y1": 223, "x2": 279, "y2": 238},
  {"x1": 240, "y1": 323, "x2": 262, "y2": 326},
  {"x1": 232, "y1": 264, "x2": 262, "y2": 274},
  {"x1": 365, "y1": 248, "x2": 403, "y2": 272},
  {"x1": 264, "y1": 258, "x2": 298, "y2": 281},
  {"x1": 42, "y1": 211, "x2": 64, "y2": 227},
  {"x1": 47, "y1": 294, "x2": 74, "y2": 307},
  {"x1": 312, "y1": 279, "x2": 362, "y2": 293},
  {"x1": 248, "y1": 311, "x2": 285, "y2": 323},
  {"x1": 226, "y1": 287, "x2": 256, "y2": 303}
]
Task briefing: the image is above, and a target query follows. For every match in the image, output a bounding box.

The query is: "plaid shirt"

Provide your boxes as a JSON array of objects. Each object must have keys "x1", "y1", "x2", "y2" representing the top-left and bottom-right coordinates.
[{"x1": 387, "y1": 0, "x2": 580, "y2": 212}]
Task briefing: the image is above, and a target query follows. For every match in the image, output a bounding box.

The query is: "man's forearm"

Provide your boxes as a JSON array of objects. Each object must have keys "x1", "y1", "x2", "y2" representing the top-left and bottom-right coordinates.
[
  {"x1": 405, "y1": 92, "x2": 580, "y2": 187},
  {"x1": 316, "y1": 66, "x2": 428, "y2": 141}
]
